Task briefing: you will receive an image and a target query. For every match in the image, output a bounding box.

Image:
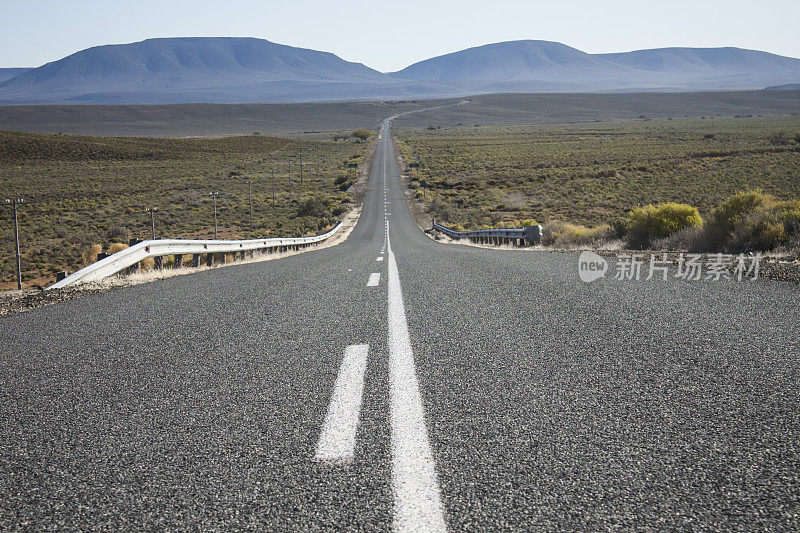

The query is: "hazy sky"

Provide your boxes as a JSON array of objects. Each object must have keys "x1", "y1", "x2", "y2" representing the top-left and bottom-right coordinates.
[{"x1": 2, "y1": 0, "x2": 799, "y2": 71}]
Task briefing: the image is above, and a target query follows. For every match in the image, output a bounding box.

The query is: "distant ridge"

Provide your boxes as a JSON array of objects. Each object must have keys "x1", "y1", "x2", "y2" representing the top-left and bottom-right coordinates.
[
  {"x1": 392, "y1": 41, "x2": 800, "y2": 93},
  {"x1": 765, "y1": 83, "x2": 800, "y2": 91},
  {"x1": 1, "y1": 38, "x2": 799, "y2": 105},
  {"x1": 0, "y1": 68, "x2": 31, "y2": 84}
]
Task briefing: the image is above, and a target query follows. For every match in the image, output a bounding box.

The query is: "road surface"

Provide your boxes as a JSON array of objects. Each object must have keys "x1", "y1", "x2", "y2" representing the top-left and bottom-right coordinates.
[{"x1": 1, "y1": 118, "x2": 799, "y2": 530}]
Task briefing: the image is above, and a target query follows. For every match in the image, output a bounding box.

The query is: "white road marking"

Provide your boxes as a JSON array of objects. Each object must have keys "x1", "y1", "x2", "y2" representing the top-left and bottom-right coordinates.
[
  {"x1": 367, "y1": 273, "x2": 381, "y2": 286},
  {"x1": 377, "y1": 257, "x2": 384, "y2": 261},
  {"x1": 314, "y1": 344, "x2": 369, "y2": 462},
  {"x1": 386, "y1": 228, "x2": 447, "y2": 532}
]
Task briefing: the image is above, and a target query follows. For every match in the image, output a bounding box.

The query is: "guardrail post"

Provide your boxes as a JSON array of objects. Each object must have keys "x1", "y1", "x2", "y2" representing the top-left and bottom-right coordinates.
[
  {"x1": 96, "y1": 252, "x2": 109, "y2": 261},
  {"x1": 154, "y1": 256, "x2": 163, "y2": 270},
  {"x1": 192, "y1": 254, "x2": 200, "y2": 267},
  {"x1": 126, "y1": 239, "x2": 142, "y2": 274},
  {"x1": 174, "y1": 254, "x2": 183, "y2": 268},
  {"x1": 56, "y1": 271, "x2": 68, "y2": 282},
  {"x1": 206, "y1": 253, "x2": 213, "y2": 267},
  {"x1": 217, "y1": 252, "x2": 226, "y2": 265}
]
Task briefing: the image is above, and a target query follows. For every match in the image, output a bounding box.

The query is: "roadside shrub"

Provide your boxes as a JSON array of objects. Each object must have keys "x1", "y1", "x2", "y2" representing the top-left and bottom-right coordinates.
[
  {"x1": 351, "y1": 129, "x2": 370, "y2": 142},
  {"x1": 610, "y1": 217, "x2": 628, "y2": 239},
  {"x1": 775, "y1": 200, "x2": 800, "y2": 235},
  {"x1": 731, "y1": 211, "x2": 785, "y2": 251},
  {"x1": 298, "y1": 197, "x2": 330, "y2": 217},
  {"x1": 626, "y1": 203, "x2": 703, "y2": 249},
  {"x1": 427, "y1": 198, "x2": 453, "y2": 222},
  {"x1": 543, "y1": 221, "x2": 613, "y2": 247},
  {"x1": 704, "y1": 190, "x2": 771, "y2": 251},
  {"x1": 139, "y1": 257, "x2": 155, "y2": 271},
  {"x1": 651, "y1": 225, "x2": 704, "y2": 251},
  {"x1": 707, "y1": 191, "x2": 767, "y2": 234},
  {"x1": 82, "y1": 243, "x2": 103, "y2": 265},
  {"x1": 702, "y1": 191, "x2": 800, "y2": 252},
  {"x1": 108, "y1": 242, "x2": 128, "y2": 254}
]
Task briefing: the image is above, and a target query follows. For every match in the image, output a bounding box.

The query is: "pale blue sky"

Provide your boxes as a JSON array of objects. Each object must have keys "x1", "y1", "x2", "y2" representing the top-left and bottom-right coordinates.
[{"x1": 2, "y1": 0, "x2": 799, "y2": 71}]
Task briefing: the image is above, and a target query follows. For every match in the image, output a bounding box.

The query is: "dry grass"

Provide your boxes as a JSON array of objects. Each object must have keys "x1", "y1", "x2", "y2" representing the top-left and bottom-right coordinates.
[
  {"x1": 108, "y1": 242, "x2": 128, "y2": 254},
  {"x1": 543, "y1": 221, "x2": 614, "y2": 247},
  {"x1": 82, "y1": 244, "x2": 103, "y2": 266}
]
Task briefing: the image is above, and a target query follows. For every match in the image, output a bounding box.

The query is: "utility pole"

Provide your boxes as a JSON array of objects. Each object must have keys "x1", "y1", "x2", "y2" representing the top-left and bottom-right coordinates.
[
  {"x1": 271, "y1": 169, "x2": 276, "y2": 208},
  {"x1": 4, "y1": 198, "x2": 24, "y2": 290},
  {"x1": 299, "y1": 151, "x2": 304, "y2": 187},
  {"x1": 286, "y1": 161, "x2": 293, "y2": 198},
  {"x1": 145, "y1": 206, "x2": 157, "y2": 239},
  {"x1": 248, "y1": 181, "x2": 253, "y2": 228},
  {"x1": 210, "y1": 192, "x2": 219, "y2": 239}
]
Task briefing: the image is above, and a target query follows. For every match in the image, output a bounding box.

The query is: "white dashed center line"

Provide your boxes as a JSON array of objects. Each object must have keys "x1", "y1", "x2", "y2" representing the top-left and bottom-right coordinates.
[
  {"x1": 367, "y1": 273, "x2": 381, "y2": 286},
  {"x1": 314, "y1": 344, "x2": 369, "y2": 462}
]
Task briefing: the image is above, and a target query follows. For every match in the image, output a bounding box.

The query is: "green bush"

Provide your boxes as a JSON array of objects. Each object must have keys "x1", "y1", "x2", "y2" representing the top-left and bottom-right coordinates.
[
  {"x1": 705, "y1": 190, "x2": 770, "y2": 251},
  {"x1": 703, "y1": 191, "x2": 800, "y2": 252},
  {"x1": 298, "y1": 197, "x2": 330, "y2": 217},
  {"x1": 776, "y1": 200, "x2": 800, "y2": 235},
  {"x1": 733, "y1": 212, "x2": 785, "y2": 251},
  {"x1": 351, "y1": 129, "x2": 371, "y2": 142},
  {"x1": 626, "y1": 203, "x2": 703, "y2": 248}
]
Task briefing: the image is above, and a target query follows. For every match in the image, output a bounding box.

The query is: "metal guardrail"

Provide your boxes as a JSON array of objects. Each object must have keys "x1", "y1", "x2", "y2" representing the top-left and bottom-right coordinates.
[
  {"x1": 49, "y1": 222, "x2": 343, "y2": 290},
  {"x1": 432, "y1": 223, "x2": 543, "y2": 244}
]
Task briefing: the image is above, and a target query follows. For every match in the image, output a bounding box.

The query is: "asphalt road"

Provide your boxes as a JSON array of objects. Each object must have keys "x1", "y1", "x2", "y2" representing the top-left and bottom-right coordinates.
[{"x1": 1, "y1": 117, "x2": 799, "y2": 531}]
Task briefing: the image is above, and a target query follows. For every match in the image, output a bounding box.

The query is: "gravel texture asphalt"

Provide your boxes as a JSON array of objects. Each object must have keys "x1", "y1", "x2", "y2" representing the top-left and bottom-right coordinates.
[{"x1": 1, "y1": 118, "x2": 798, "y2": 530}]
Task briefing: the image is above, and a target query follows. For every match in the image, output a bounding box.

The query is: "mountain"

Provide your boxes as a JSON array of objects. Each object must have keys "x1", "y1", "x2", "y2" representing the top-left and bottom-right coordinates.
[
  {"x1": 764, "y1": 83, "x2": 800, "y2": 91},
  {"x1": 596, "y1": 47, "x2": 800, "y2": 89},
  {"x1": 1, "y1": 38, "x2": 799, "y2": 105},
  {"x1": 0, "y1": 68, "x2": 31, "y2": 83},
  {"x1": 0, "y1": 37, "x2": 412, "y2": 105},
  {"x1": 391, "y1": 41, "x2": 800, "y2": 92},
  {"x1": 393, "y1": 41, "x2": 610, "y2": 80}
]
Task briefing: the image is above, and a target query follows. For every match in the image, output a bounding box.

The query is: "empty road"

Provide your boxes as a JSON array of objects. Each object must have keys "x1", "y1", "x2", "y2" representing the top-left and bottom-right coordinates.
[{"x1": 1, "y1": 117, "x2": 799, "y2": 531}]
